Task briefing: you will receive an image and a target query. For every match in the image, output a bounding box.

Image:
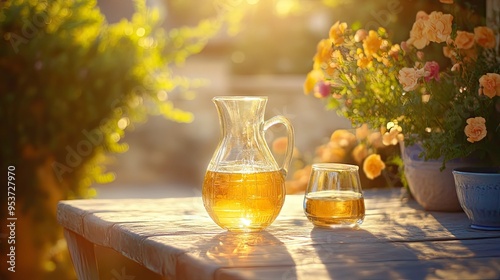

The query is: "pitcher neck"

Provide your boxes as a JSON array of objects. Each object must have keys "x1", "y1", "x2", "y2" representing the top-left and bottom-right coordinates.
[{"x1": 213, "y1": 96, "x2": 267, "y2": 136}]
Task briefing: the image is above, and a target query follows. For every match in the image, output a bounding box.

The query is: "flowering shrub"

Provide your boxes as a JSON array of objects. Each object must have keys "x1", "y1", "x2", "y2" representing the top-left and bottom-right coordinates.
[
  {"x1": 304, "y1": 0, "x2": 500, "y2": 169},
  {"x1": 277, "y1": 125, "x2": 402, "y2": 194}
]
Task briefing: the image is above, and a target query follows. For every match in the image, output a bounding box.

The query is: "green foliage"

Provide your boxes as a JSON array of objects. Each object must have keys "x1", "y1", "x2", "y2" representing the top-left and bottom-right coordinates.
[
  {"x1": 305, "y1": 0, "x2": 500, "y2": 168},
  {"x1": 0, "y1": 0, "x2": 222, "y2": 278},
  {"x1": 0, "y1": 0, "x2": 218, "y2": 197}
]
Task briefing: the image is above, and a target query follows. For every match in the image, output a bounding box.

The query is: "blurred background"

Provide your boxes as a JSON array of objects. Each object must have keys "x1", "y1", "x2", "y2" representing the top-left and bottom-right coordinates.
[
  {"x1": 94, "y1": 0, "x2": 468, "y2": 198},
  {"x1": 0, "y1": 0, "x2": 488, "y2": 279}
]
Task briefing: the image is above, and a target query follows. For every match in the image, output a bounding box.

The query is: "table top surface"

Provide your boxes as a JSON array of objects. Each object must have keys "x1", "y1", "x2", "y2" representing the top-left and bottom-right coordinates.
[{"x1": 57, "y1": 188, "x2": 500, "y2": 280}]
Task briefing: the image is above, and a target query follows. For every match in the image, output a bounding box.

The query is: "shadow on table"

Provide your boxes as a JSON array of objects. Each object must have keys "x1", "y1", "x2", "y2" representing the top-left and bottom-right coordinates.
[
  {"x1": 357, "y1": 205, "x2": 500, "y2": 279},
  {"x1": 310, "y1": 227, "x2": 424, "y2": 279},
  {"x1": 198, "y1": 231, "x2": 297, "y2": 279}
]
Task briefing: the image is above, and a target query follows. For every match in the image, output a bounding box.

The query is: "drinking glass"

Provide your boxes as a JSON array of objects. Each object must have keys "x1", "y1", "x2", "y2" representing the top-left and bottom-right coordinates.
[{"x1": 303, "y1": 163, "x2": 365, "y2": 228}]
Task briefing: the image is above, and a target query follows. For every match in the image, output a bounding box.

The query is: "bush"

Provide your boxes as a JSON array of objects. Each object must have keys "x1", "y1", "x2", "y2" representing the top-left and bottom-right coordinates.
[{"x1": 0, "y1": 0, "x2": 220, "y2": 278}]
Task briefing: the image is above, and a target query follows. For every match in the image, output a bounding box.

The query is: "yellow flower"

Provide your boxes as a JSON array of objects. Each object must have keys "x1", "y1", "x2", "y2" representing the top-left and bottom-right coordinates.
[
  {"x1": 464, "y1": 117, "x2": 487, "y2": 143},
  {"x1": 363, "y1": 30, "x2": 382, "y2": 57},
  {"x1": 323, "y1": 50, "x2": 343, "y2": 76},
  {"x1": 357, "y1": 54, "x2": 372, "y2": 69},
  {"x1": 329, "y1": 21, "x2": 348, "y2": 45},
  {"x1": 303, "y1": 69, "x2": 323, "y2": 94},
  {"x1": 363, "y1": 154, "x2": 386, "y2": 180},
  {"x1": 313, "y1": 39, "x2": 333, "y2": 65}
]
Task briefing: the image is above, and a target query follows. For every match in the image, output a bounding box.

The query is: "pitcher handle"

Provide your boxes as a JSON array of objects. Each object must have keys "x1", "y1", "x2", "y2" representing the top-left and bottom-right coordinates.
[{"x1": 263, "y1": 115, "x2": 295, "y2": 176}]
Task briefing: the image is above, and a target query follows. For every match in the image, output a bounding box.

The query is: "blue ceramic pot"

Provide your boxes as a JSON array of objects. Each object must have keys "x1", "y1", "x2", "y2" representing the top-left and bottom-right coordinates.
[{"x1": 453, "y1": 167, "x2": 500, "y2": 230}]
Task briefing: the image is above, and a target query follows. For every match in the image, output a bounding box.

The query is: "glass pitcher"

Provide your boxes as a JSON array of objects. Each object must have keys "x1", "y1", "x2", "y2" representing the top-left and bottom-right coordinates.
[{"x1": 202, "y1": 96, "x2": 295, "y2": 232}]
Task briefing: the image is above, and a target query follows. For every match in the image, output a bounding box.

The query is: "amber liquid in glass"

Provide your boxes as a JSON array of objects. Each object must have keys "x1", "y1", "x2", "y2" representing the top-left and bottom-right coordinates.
[
  {"x1": 202, "y1": 170, "x2": 285, "y2": 232},
  {"x1": 304, "y1": 190, "x2": 365, "y2": 227}
]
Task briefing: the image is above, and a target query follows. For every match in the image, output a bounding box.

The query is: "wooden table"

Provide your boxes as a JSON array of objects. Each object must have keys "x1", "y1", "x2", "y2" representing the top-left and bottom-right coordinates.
[{"x1": 57, "y1": 189, "x2": 500, "y2": 280}]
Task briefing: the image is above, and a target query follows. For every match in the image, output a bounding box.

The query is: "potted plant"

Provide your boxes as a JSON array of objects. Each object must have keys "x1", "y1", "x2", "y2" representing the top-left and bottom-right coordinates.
[
  {"x1": 303, "y1": 0, "x2": 500, "y2": 211},
  {"x1": 0, "y1": 0, "x2": 222, "y2": 278}
]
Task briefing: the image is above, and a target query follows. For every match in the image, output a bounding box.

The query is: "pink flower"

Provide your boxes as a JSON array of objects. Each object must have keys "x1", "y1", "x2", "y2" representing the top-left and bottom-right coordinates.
[
  {"x1": 354, "y1": 29, "x2": 368, "y2": 42},
  {"x1": 400, "y1": 41, "x2": 409, "y2": 52},
  {"x1": 478, "y1": 73, "x2": 500, "y2": 98},
  {"x1": 314, "y1": 81, "x2": 331, "y2": 98},
  {"x1": 464, "y1": 117, "x2": 487, "y2": 143},
  {"x1": 304, "y1": 69, "x2": 323, "y2": 94},
  {"x1": 424, "y1": 61, "x2": 440, "y2": 81}
]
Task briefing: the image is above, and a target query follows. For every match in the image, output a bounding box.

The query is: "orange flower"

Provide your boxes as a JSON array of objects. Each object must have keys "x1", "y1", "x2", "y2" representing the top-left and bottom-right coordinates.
[
  {"x1": 407, "y1": 19, "x2": 429, "y2": 49},
  {"x1": 464, "y1": 117, "x2": 487, "y2": 143},
  {"x1": 415, "y1": 10, "x2": 429, "y2": 21},
  {"x1": 314, "y1": 39, "x2": 333, "y2": 65},
  {"x1": 355, "y1": 124, "x2": 370, "y2": 140},
  {"x1": 424, "y1": 12, "x2": 453, "y2": 43},
  {"x1": 454, "y1": 31, "x2": 475, "y2": 49},
  {"x1": 357, "y1": 53, "x2": 372, "y2": 69},
  {"x1": 363, "y1": 154, "x2": 386, "y2": 180},
  {"x1": 352, "y1": 144, "x2": 368, "y2": 165},
  {"x1": 388, "y1": 44, "x2": 401, "y2": 59},
  {"x1": 442, "y1": 45, "x2": 456, "y2": 59},
  {"x1": 474, "y1": 26, "x2": 496, "y2": 49},
  {"x1": 478, "y1": 73, "x2": 500, "y2": 98},
  {"x1": 318, "y1": 144, "x2": 346, "y2": 163},
  {"x1": 363, "y1": 30, "x2": 382, "y2": 57},
  {"x1": 439, "y1": 0, "x2": 453, "y2": 4},
  {"x1": 329, "y1": 21, "x2": 347, "y2": 45},
  {"x1": 330, "y1": 129, "x2": 357, "y2": 148},
  {"x1": 272, "y1": 136, "x2": 289, "y2": 155},
  {"x1": 398, "y1": 67, "x2": 423, "y2": 91},
  {"x1": 367, "y1": 131, "x2": 384, "y2": 149}
]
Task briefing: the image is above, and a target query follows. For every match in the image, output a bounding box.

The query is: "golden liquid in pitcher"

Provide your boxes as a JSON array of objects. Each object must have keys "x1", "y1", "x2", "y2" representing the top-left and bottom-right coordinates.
[
  {"x1": 304, "y1": 190, "x2": 365, "y2": 227},
  {"x1": 202, "y1": 170, "x2": 285, "y2": 232}
]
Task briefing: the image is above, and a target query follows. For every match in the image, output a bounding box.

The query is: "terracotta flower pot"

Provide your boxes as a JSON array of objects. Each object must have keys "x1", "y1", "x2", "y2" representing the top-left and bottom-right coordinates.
[{"x1": 401, "y1": 142, "x2": 473, "y2": 212}]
